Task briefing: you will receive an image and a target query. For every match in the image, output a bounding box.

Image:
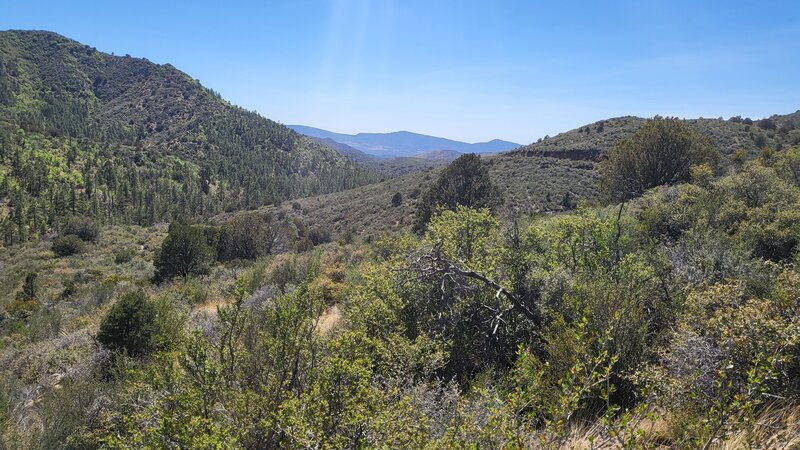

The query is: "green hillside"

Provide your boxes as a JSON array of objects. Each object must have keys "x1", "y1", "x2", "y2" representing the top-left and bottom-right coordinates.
[
  {"x1": 0, "y1": 30, "x2": 377, "y2": 244},
  {"x1": 512, "y1": 113, "x2": 800, "y2": 161},
  {"x1": 262, "y1": 153, "x2": 599, "y2": 241},
  {"x1": 289, "y1": 111, "x2": 800, "y2": 243}
]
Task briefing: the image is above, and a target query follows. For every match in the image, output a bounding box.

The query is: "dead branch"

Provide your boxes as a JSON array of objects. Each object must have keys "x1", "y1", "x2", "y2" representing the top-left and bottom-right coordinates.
[{"x1": 403, "y1": 242, "x2": 540, "y2": 325}]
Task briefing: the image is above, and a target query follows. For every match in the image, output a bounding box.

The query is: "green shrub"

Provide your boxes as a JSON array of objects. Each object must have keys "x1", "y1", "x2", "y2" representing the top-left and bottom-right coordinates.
[
  {"x1": 63, "y1": 216, "x2": 100, "y2": 243},
  {"x1": 96, "y1": 290, "x2": 159, "y2": 357},
  {"x1": 391, "y1": 192, "x2": 402, "y2": 207},
  {"x1": 52, "y1": 234, "x2": 85, "y2": 256},
  {"x1": 114, "y1": 247, "x2": 137, "y2": 264},
  {"x1": 308, "y1": 226, "x2": 331, "y2": 246},
  {"x1": 61, "y1": 279, "x2": 77, "y2": 299},
  {"x1": 217, "y1": 213, "x2": 281, "y2": 261}
]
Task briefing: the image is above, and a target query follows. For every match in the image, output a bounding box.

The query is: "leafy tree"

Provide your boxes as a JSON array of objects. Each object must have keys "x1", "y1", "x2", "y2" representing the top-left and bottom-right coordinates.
[
  {"x1": 154, "y1": 221, "x2": 215, "y2": 282},
  {"x1": 62, "y1": 216, "x2": 99, "y2": 242},
  {"x1": 216, "y1": 213, "x2": 283, "y2": 261},
  {"x1": 413, "y1": 154, "x2": 501, "y2": 233},
  {"x1": 600, "y1": 117, "x2": 718, "y2": 202},
  {"x1": 96, "y1": 290, "x2": 159, "y2": 357},
  {"x1": 52, "y1": 234, "x2": 85, "y2": 256}
]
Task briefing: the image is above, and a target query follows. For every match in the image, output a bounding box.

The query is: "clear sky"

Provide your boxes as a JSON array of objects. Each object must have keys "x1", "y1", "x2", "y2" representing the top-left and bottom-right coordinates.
[{"x1": 2, "y1": 0, "x2": 799, "y2": 144}]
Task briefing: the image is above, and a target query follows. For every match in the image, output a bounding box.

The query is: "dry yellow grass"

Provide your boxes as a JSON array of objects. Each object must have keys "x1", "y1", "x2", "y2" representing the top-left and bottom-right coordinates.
[
  {"x1": 195, "y1": 297, "x2": 228, "y2": 317},
  {"x1": 555, "y1": 405, "x2": 800, "y2": 449},
  {"x1": 714, "y1": 404, "x2": 800, "y2": 450},
  {"x1": 317, "y1": 304, "x2": 341, "y2": 336}
]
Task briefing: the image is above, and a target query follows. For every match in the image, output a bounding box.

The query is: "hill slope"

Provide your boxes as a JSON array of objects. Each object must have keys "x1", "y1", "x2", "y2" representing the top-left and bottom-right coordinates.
[
  {"x1": 0, "y1": 30, "x2": 376, "y2": 243},
  {"x1": 288, "y1": 124, "x2": 519, "y2": 157},
  {"x1": 233, "y1": 152, "x2": 598, "y2": 241},
  {"x1": 276, "y1": 111, "x2": 800, "y2": 240},
  {"x1": 511, "y1": 113, "x2": 800, "y2": 161}
]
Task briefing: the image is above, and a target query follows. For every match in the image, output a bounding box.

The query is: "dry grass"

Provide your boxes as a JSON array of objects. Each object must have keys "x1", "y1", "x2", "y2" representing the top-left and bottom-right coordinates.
[
  {"x1": 195, "y1": 297, "x2": 228, "y2": 317},
  {"x1": 554, "y1": 405, "x2": 800, "y2": 449},
  {"x1": 317, "y1": 304, "x2": 341, "y2": 336},
  {"x1": 714, "y1": 404, "x2": 800, "y2": 450}
]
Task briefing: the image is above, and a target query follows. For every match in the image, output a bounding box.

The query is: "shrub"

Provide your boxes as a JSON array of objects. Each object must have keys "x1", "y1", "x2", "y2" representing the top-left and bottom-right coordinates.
[
  {"x1": 754, "y1": 133, "x2": 767, "y2": 149},
  {"x1": 153, "y1": 221, "x2": 215, "y2": 282},
  {"x1": 217, "y1": 213, "x2": 282, "y2": 261},
  {"x1": 63, "y1": 217, "x2": 100, "y2": 243},
  {"x1": 391, "y1": 192, "x2": 402, "y2": 207},
  {"x1": 114, "y1": 247, "x2": 137, "y2": 264},
  {"x1": 7, "y1": 272, "x2": 40, "y2": 319},
  {"x1": 53, "y1": 234, "x2": 85, "y2": 256},
  {"x1": 18, "y1": 272, "x2": 38, "y2": 301},
  {"x1": 308, "y1": 226, "x2": 331, "y2": 246},
  {"x1": 757, "y1": 118, "x2": 777, "y2": 130},
  {"x1": 96, "y1": 290, "x2": 159, "y2": 357},
  {"x1": 61, "y1": 279, "x2": 77, "y2": 299},
  {"x1": 295, "y1": 237, "x2": 314, "y2": 252}
]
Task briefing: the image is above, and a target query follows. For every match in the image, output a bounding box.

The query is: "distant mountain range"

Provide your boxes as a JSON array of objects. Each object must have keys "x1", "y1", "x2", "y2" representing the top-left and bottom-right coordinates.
[
  {"x1": 288, "y1": 125, "x2": 520, "y2": 158},
  {"x1": 307, "y1": 136, "x2": 455, "y2": 177}
]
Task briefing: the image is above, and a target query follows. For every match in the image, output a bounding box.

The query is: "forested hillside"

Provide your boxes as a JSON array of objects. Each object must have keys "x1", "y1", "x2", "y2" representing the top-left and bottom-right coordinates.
[{"x1": 0, "y1": 30, "x2": 377, "y2": 244}]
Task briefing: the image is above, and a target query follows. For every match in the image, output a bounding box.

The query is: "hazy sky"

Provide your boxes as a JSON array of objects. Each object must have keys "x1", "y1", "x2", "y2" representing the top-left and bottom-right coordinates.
[{"x1": 3, "y1": 0, "x2": 799, "y2": 144}]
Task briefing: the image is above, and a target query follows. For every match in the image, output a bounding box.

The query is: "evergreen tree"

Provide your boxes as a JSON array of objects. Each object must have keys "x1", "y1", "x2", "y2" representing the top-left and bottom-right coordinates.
[
  {"x1": 600, "y1": 118, "x2": 719, "y2": 202},
  {"x1": 413, "y1": 154, "x2": 501, "y2": 233},
  {"x1": 96, "y1": 290, "x2": 159, "y2": 357},
  {"x1": 153, "y1": 221, "x2": 215, "y2": 282}
]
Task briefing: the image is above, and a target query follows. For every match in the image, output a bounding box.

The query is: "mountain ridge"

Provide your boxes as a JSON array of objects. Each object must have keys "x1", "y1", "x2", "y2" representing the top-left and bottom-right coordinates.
[
  {"x1": 510, "y1": 112, "x2": 800, "y2": 161},
  {"x1": 288, "y1": 124, "x2": 519, "y2": 157}
]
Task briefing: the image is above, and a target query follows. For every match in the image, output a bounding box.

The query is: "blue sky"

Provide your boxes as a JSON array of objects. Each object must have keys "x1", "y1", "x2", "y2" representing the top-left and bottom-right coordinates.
[{"x1": 2, "y1": 0, "x2": 799, "y2": 144}]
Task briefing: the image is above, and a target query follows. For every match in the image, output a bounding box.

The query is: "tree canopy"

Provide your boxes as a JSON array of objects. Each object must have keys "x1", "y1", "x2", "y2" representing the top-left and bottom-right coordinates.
[
  {"x1": 96, "y1": 290, "x2": 159, "y2": 358},
  {"x1": 413, "y1": 153, "x2": 501, "y2": 233},
  {"x1": 153, "y1": 221, "x2": 215, "y2": 282},
  {"x1": 600, "y1": 117, "x2": 719, "y2": 202}
]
